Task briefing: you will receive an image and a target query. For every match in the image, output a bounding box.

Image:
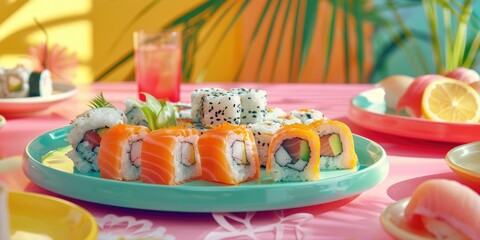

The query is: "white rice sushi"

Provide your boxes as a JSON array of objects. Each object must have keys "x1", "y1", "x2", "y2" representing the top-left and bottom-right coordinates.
[
  {"x1": 124, "y1": 99, "x2": 148, "y2": 127},
  {"x1": 229, "y1": 88, "x2": 267, "y2": 124},
  {"x1": 290, "y1": 108, "x2": 327, "y2": 124},
  {"x1": 200, "y1": 91, "x2": 242, "y2": 126},
  {"x1": 66, "y1": 107, "x2": 126, "y2": 173},
  {"x1": 247, "y1": 121, "x2": 281, "y2": 166},
  {"x1": 191, "y1": 87, "x2": 225, "y2": 123},
  {"x1": 309, "y1": 119, "x2": 358, "y2": 170}
]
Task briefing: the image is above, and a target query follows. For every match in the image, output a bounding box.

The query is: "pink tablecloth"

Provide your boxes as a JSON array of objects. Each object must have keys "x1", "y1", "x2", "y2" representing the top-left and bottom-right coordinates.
[{"x1": 0, "y1": 83, "x2": 476, "y2": 239}]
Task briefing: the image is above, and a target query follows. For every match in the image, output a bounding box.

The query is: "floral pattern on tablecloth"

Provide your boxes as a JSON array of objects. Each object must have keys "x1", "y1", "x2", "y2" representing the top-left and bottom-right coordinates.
[
  {"x1": 96, "y1": 214, "x2": 175, "y2": 240},
  {"x1": 205, "y1": 211, "x2": 313, "y2": 240}
]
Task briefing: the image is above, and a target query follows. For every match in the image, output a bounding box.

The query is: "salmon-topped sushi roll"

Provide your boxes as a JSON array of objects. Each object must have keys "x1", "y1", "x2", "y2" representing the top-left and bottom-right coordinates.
[
  {"x1": 97, "y1": 124, "x2": 150, "y2": 181},
  {"x1": 198, "y1": 123, "x2": 260, "y2": 185},
  {"x1": 309, "y1": 119, "x2": 357, "y2": 170},
  {"x1": 267, "y1": 124, "x2": 320, "y2": 182},
  {"x1": 141, "y1": 127, "x2": 201, "y2": 185}
]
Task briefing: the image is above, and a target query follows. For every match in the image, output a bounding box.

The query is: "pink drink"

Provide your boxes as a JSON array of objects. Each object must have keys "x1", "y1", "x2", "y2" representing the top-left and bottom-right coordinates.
[{"x1": 134, "y1": 35, "x2": 181, "y2": 102}]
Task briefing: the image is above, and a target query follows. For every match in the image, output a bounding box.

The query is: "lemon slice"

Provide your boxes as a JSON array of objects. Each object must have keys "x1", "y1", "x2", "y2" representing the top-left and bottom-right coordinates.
[{"x1": 422, "y1": 78, "x2": 480, "y2": 123}]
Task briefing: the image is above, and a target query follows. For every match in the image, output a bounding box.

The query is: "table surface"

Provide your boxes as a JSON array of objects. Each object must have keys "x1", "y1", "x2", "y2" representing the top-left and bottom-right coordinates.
[{"x1": 0, "y1": 82, "x2": 477, "y2": 240}]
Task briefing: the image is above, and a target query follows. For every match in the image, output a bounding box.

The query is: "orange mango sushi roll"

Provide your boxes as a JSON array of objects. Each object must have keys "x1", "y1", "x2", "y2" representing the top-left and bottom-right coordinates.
[
  {"x1": 267, "y1": 124, "x2": 320, "y2": 181},
  {"x1": 141, "y1": 127, "x2": 201, "y2": 185},
  {"x1": 97, "y1": 124, "x2": 150, "y2": 181},
  {"x1": 308, "y1": 119, "x2": 357, "y2": 170},
  {"x1": 198, "y1": 123, "x2": 260, "y2": 185}
]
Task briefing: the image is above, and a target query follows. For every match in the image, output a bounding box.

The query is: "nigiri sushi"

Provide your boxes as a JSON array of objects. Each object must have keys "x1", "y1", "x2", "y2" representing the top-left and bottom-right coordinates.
[
  {"x1": 266, "y1": 124, "x2": 320, "y2": 182},
  {"x1": 141, "y1": 127, "x2": 201, "y2": 185},
  {"x1": 445, "y1": 67, "x2": 480, "y2": 84},
  {"x1": 396, "y1": 74, "x2": 443, "y2": 117},
  {"x1": 376, "y1": 75, "x2": 414, "y2": 110},
  {"x1": 405, "y1": 179, "x2": 480, "y2": 240},
  {"x1": 97, "y1": 124, "x2": 150, "y2": 181},
  {"x1": 198, "y1": 123, "x2": 260, "y2": 185}
]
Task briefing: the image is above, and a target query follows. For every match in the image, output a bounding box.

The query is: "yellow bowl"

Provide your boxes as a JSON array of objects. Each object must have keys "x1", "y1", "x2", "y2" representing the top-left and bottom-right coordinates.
[
  {"x1": 445, "y1": 141, "x2": 480, "y2": 184},
  {"x1": 8, "y1": 191, "x2": 97, "y2": 240}
]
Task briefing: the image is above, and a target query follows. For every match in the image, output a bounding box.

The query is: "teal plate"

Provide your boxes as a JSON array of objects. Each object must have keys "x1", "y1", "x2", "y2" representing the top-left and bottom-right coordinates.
[{"x1": 23, "y1": 126, "x2": 388, "y2": 212}]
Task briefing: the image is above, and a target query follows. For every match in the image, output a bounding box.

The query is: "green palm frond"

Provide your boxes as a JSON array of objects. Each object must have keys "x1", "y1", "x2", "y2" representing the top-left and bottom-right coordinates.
[{"x1": 89, "y1": 92, "x2": 115, "y2": 109}]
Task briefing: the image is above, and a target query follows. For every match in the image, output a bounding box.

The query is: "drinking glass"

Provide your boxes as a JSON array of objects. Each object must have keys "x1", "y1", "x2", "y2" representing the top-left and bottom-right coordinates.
[{"x1": 133, "y1": 30, "x2": 182, "y2": 102}]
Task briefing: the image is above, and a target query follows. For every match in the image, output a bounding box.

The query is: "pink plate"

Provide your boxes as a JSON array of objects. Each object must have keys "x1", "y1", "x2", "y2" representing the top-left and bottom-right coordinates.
[{"x1": 348, "y1": 87, "x2": 480, "y2": 143}]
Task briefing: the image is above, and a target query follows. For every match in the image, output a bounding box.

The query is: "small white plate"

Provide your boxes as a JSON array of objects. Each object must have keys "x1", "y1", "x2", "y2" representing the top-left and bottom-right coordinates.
[
  {"x1": 0, "y1": 82, "x2": 77, "y2": 115},
  {"x1": 380, "y1": 198, "x2": 434, "y2": 240}
]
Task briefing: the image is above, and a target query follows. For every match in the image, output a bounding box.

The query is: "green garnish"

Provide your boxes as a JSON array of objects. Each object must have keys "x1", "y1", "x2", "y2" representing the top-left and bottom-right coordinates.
[
  {"x1": 89, "y1": 92, "x2": 115, "y2": 109},
  {"x1": 127, "y1": 93, "x2": 177, "y2": 130}
]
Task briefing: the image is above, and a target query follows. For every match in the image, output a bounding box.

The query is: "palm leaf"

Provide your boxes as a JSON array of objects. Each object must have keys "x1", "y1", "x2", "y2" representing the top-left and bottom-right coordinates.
[
  {"x1": 197, "y1": 1, "x2": 250, "y2": 82},
  {"x1": 298, "y1": 0, "x2": 318, "y2": 77},
  {"x1": 423, "y1": 0, "x2": 443, "y2": 73},
  {"x1": 232, "y1": 0, "x2": 274, "y2": 82},
  {"x1": 270, "y1": 0, "x2": 293, "y2": 82},
  {"x1": 342, "y1": 0, "x2": 351, "y2": 83},
  {"x1": 288, "y1": 0, "x2": 302, "y2": 83},
  {"x1": 322, "y1": 0, "x2": 338, "y2": 82},
  {"x1": 352, "y1": 0, "x2": 365, "y2": 82},
  {"x1": 254, "y1": 0, "x2": 282, "y2": 82}
]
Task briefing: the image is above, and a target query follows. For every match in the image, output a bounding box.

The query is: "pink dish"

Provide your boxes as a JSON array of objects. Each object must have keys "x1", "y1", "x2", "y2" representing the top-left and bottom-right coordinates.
[{"x1": 348, "y1": 87, "x2": 480, "y2": 143}]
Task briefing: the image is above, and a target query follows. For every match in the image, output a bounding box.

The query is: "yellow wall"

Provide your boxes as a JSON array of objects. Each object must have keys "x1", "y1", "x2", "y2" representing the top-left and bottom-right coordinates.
[{"x1": 0, "y1": 1, "x2": 372, "y2": 84}]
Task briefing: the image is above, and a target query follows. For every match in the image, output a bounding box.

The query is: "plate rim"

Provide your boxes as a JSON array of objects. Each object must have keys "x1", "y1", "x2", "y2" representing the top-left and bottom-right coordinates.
[
  {"x1": 0, "y1": 82, "x2": 77, "y2": 104},
  {"x1": 9, "y1": 191, "x2": 98, "y2": 239},
  {"x1": 380, "y1": 197, "x2": 433, "y2": 240},
  {"x1": 23, "y1": 126, "x2": 389, "y2": 212},
  {"x1": 348, "y1": 87, "x2": 480, "y2": 143},
  {"x1": 445, "y1": 141, "x2": 480, "y2": 182}
]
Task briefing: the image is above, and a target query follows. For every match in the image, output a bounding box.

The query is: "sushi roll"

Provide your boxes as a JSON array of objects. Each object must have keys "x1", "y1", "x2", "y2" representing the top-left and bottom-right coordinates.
[
  {"x1": 265, "y1": 107, "x2": 287, "y2": 121},
  {"x1": 200, "y1": 91, "x2": 242, "y2": 126},
  {"x1": 0, "y1": 66, "x2": 31, "y2": 98},
  {"x1": 124, "y1": 99, "x2": 148, "y2": 127},
  {"x1": 309, "y1": 119, "x2": 357, "y2": 170},
  {"x1": 141, "y1": 127, "x2": 201, "y2": 185},
  {"x1": 97, "y1": 124, "x2": 150, "y2": 181},
  {"x1": 191, "y1": 87, "x2": 225, "y2": 123},
  {"x1": 28, "y1": 70, "x2": 53, "y2": 97},
  {"x1": 267, "y1": 114, "x2": 302, "y2": 125},
  {"x1": 229, "y1": 88, "x2": 267, "y2": 124},
  {"x1": 66, "y1": 107, "x2": 127, "y2": 173},
  {"x1": 246, "y1": 121, "x2": 281, "y2": 166},
  {"x1": 198, "y1": 123, "x2": 260, "y2": 185},
  {"x1": 290, "y1": 108, "x2": 327, "y2": 124},
  {"x1": 266, "y1": 124, "x2": 320, "y2": 182}
]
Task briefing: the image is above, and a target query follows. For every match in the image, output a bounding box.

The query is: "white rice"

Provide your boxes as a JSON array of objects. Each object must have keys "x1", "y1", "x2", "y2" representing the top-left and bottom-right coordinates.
[
  {"x1": 191, "y1": 88, "x2": 226, "y2": 123},
  {"x1": 225, "y1": 132, "x2": 257, "y2": 182},
  {"x1": 120, "y1": 130, "x2": 149, "y2": 181},
  {"x1": 172, "y1": 135, "x2": 201, "y2": 183},
  {"x1": 229, "y1": 88, "x2": 267, "y2": 124},
  {"x1": 247, "y1": 121, "x2": 281, "y2": 166},
  {"x1": 290, "y1": 108, "x2": 327, "y2": 124}
]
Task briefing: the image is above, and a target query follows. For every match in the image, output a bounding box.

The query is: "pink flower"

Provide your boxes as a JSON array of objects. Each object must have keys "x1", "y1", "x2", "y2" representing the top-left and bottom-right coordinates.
[{"x1": 28, "y1": 42, "x2": 78, "y2": 82}]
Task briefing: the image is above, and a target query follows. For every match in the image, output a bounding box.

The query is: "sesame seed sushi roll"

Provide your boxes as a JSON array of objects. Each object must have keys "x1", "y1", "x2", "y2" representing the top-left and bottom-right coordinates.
[
  {"x1": 201, "y1": 91, "x2": 242, "y2": 126},
  {"x1": 268, "y1": 114, "x2": 302, "y2": 125},
  {"x1": 266, "y1": 124, "x2": 320, "y2": 182},
  {"x1": 229, "y1": 88, "x2": 267, "y2": 124},
  {"x1": 246, "y1": 121, "x2": 281, "y2": 166},
  {"x1": 141, "y1": 127, "x2": 201, "y2": 185},
  {"x1": 265, "y1": 107, "x2": 287, "y2": 121},
  {"x1": 191, "y1": 87, "x2": 225, "y2": 122},
  {"x1": 308, "y1": 119, "x2": 357, "y2": 170},
  {"x1": 66, "y1": 107, "x2": 127, "y2": 173},
  {"x1": 198, "y1": 123, "x2": 260, "y2": 185},
  {"x1": 290, "y1": 108, "x2": 327, "y2": 124},
  {"x1": 97, "y1": 124, "x2": 150, "y2": 181}
]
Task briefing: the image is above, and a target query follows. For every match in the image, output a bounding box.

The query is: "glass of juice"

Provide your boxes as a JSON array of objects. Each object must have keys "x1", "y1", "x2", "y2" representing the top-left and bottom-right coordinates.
[{"x1": 133, "y1": 30, "x2": 182, "y2": 102}]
